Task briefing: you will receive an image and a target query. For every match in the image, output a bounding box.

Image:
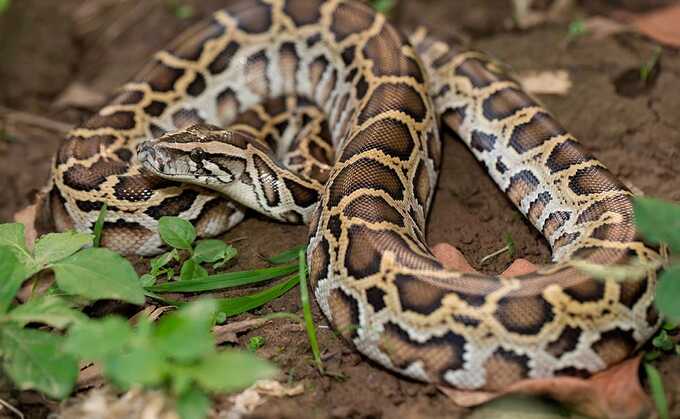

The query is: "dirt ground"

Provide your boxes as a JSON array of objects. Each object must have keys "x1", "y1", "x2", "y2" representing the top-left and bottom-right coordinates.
[{"x1": 1, "y1": 0, "x2": 680, "y2": 418}]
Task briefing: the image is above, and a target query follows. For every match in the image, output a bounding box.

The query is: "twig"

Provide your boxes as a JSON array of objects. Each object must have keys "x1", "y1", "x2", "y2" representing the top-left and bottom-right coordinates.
[
  {"x1": 0, "y1": 106, "x2": 73, "y2": 134},
  {"x1": 0, "y1": 397, "x2": 24, "y2": 419}
]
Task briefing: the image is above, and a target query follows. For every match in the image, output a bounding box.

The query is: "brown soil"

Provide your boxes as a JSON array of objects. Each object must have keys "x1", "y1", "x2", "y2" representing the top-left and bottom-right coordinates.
[{"x1": 1, "y1": 1, "x2": 679, "y2": 418}]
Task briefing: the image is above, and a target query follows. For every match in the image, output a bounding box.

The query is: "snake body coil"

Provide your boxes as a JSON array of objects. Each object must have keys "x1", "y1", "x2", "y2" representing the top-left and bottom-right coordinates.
[{"x1": 45, "y1": 0, "x2": 660, "y2": 390}]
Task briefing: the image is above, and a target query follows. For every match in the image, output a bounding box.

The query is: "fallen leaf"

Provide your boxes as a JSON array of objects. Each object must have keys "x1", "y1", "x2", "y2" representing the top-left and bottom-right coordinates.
[
  {"x1": 213, "y1": 318, "x2": 271, "y2": 345},
  {"x1": 440, "y1": 355, "x2": 652, "y2": 419},
  {"x1": 77, "y1": 363, "x2": 105, "y2": 389},
  {"x1": 13, "y1": 202, "x2": 38, "y2": 250},
  {"x1": 59, "y1": 388, "x2": 178, "y2": 419},
  {"x1": 631, "y1": 4, "x2": 680, "y2": 48},
  {"x1": 224, "y1": 379, "x2": 304, "y2": 419},
  {"x1": 517, "y1": 70, "x2": 572, "y2": 95},
  {"x1": 129, "y1": 305, "x2": 174, "y2": 324}
]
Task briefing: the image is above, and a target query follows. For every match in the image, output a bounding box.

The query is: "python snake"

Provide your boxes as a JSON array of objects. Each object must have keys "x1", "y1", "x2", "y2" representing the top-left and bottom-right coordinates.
[{"x1": 43, "y1": 0, "x2": 661, "y2": 391}]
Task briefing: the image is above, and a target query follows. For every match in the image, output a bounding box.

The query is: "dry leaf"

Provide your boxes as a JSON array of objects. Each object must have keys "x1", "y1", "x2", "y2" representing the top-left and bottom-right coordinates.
[
  {"x1": 13, "y1": 202, "x2": 38, "y2": 250},
  {"x1": 434, "y1": 245, "x2": 651, "y2": 417},
  {"x1": 224, "y1": 380, "x2": 304, "y2": 419},
  {"x1": 631, "y1": 4, "x2": 680, "y2": 48},
  {"x1": 77, "y1": 363, "x2": 105, "y2": 389},
  {"x1": 214, "y1": 318, "x2": 271, "y2": 345},
  {"x1": 59, "y1": 388, "x2": 179, "y2": 419},
  {"x1": 517, "y1": 70, "x2": 572, "y2": 95},
  {"x1": 439, "y1": 337, "x2": 651, "y2": 419}
]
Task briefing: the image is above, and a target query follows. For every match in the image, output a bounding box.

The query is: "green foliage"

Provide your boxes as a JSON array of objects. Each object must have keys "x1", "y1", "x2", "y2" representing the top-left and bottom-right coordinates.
[
  {"x1": 640, "y1": 47, "x2": 662, "y2": 83},
  {"x1": 0, "y1": 217, "x2": 313, "y2": 419},
  {"x1": 52, "y1": 248, "x2": 145, "y2": 304},
  {"x1": 64, "y1": 300, "x2": 277, "y2": 418},
  {"x1": 93, "y1": 204, "x2": 108, "y2": 247},
  {"x1": 299, "y1": 250, "x2": 322, "y2": 372},
  {"x1": 0, "y1": 324, "x2": 78, "y2": 399},
  {"x1": 633, "y1": 197, "x2": 680, "y2": 322},
  {"x1": 0, "y1": 224, "x2": 145, "y2": 398},
  {"x1": 0, "y1": 0, "x2": 10, "y2": 14},
  {"x1": 166, "y1": 0, "x2": 194, "y2": 19},
  {"x1": 247, "y1": 336, "x2": 265, "y2": 352},
  {"x1": 370, "y1": 0, "x2": 395, "y2": 15},
  {"x1": 148, "y1": 217, "x2": 238, "y2": 284},
  {"x1": 645, "y1": 363, "x2": 670, "y2": 419},
  {"x1": 159, "y1": 216, "x2": 196, "y2": 251},
  {"x1": 566, "y1": 19, "x2": 588, "y2": 41}
]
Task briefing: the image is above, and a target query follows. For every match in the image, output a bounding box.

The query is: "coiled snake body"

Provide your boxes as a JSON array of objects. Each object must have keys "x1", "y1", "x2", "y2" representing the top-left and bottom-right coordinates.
[{"x1": 44, "y1": 0, "x2": 660, "y2": 390}]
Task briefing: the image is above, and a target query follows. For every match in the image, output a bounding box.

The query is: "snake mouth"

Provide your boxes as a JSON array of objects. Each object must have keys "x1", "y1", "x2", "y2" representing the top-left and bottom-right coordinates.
[{"x1": 137, "y1": 140, "x2": 171, "y2": 176}]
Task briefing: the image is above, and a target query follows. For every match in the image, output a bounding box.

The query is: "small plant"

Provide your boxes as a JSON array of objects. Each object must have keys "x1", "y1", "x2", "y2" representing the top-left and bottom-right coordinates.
[
  {"x1": 566, "y1": 19, "x2": 588, "y2": 42},
  {"x1": 631, "y1": 196, "x2": 680, "y2": 419},
  {"x1": 370, "y1": 0, "x2": 396, "y2": 15},
  {"x1": 0, "y1": 223, "x2": 144, "y2": 397},
  {"x1": 64, "y1": 300, "x2": 277, "y2": 419},
  {"x1": 0, "y1": 214, "x2": 321, "y2": 418},
  {"x1": 166, "y1": 0, "x2": 194, "y2": 19},
  {"x1": 639, "y1": 46, "x2": 662, "y2": 83},
  {"x1": 0, "y1": 0, "x2": 10, "y2": 14},
  {"x1": 247, "y1": 335, "x2": 266, "y2": 352},
  {"x1": 140, "y1": 216, "x2": 238, "y2": 286}
]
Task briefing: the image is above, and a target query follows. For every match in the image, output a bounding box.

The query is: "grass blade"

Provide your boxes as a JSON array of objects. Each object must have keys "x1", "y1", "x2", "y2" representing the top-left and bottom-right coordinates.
[
  {"x1": 266, "y1": 244, "x2": 307, "y2": 265},
  {"x1": 93, "y1": 204, "x2": 107, "y2": 247},
  {"x1": 298, "y1": 249, "x2": 322, "y2": 372},
  {"x1": 146, "y1": 264, "x2": 297, "y2": 293},
  {"x1": 216, "y1": 275, "x2": 299, "y2": 318},
  {"x1": 645, "y1": 363, "x2": 669, "y2": 419}
]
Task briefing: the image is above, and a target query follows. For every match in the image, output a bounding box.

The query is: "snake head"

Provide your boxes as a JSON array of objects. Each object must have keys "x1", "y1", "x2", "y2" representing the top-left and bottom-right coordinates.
[{"x1": 137, "y1": 124, "x2": 246, "y2": 187}]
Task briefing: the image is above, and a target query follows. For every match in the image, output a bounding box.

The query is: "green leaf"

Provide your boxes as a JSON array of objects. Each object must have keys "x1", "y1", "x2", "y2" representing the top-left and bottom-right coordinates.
[
  {"x1": 64, "y1": 316, "x2": 131, "y2": 360},
  {"x1": 0, "y1": 247, "x2": 27, "y2": 313},
  {"x1": 103, "y1": 346, "x2": 166, "y2": 390},
  {"x1": 93, "y1": 204, "x2": 108, "y2": 247},
  {"x1": 52, "y1": 248, "x2": 145, "y2": 304},
  {"x1": 652, "y1": 330, "x2": 675, "y2": 351},
  {"x1": 370, "y1": 0, "x2": 395, "y2": 14},
  {"x1": 0, "y1": 223, "x2": 33, "y2": 270},
  {"x1": 213, "y1": 245, "x2": 238, "y2": 269},
  {"x1": 0, "y1": 324, "x2": 78, "y2": 399},
  {"x1": 34, "y1": 231, "x2": 93, "y2": 267},
  {"x1": 266, "y1": 245, "x2": 306, "y2": 265},
  {"x1": 654, "y1": 266, "x2": 680, "y2": 321},
  {"x1": 634, "y1": 197, "x2": 680, "y2": 251},
  {"x1": 8, "y1": 295, "x2": 85, "y2": 329},
  {"x1": 247, "y1": 336, "x2": 265, "y2": 352},
  {"x1": 147, "y1": 264, "x2": 297, "y2": 293},
  {"x1": 159, "y1": 217, "x2": 196, "y2": 250},
  {"x1": 192, "y1": 350, "x2": 277, "y2": 393},
  {"x1": 299, "y1": 250, "x2": 322, "y2": 371},
  {"x1": 153, "y1": 300, "x2": 216, "y2": 362},
  {"x1": 645, "y1": 363, "x2": 669, "y2": 419},
  {"x1": 151, "y1": 249, "x2": 179, "y2": 272},
  {"x1": 193, "y1": 240, "x2": 229, "y2": 263},
  {"x1": 180, "y1": 259, "x2": 209, "y2": 281},
  {"x1": 217, "y1": 275, "x2": 299, "y2": 318},
  {"x1": 176, "y1": 387, "x2": 210, "y2": 419}
]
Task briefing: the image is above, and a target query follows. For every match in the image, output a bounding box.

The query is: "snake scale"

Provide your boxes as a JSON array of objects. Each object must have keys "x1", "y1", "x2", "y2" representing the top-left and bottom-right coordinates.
[{"x1": 42, "y1": 0, "x2": 661, "y2": 391}]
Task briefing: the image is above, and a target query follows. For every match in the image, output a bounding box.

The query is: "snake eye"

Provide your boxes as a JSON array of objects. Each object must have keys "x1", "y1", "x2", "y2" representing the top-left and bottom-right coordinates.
[{"x1": 189, "y1": 148, "x2": 205, "y2": 162}]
